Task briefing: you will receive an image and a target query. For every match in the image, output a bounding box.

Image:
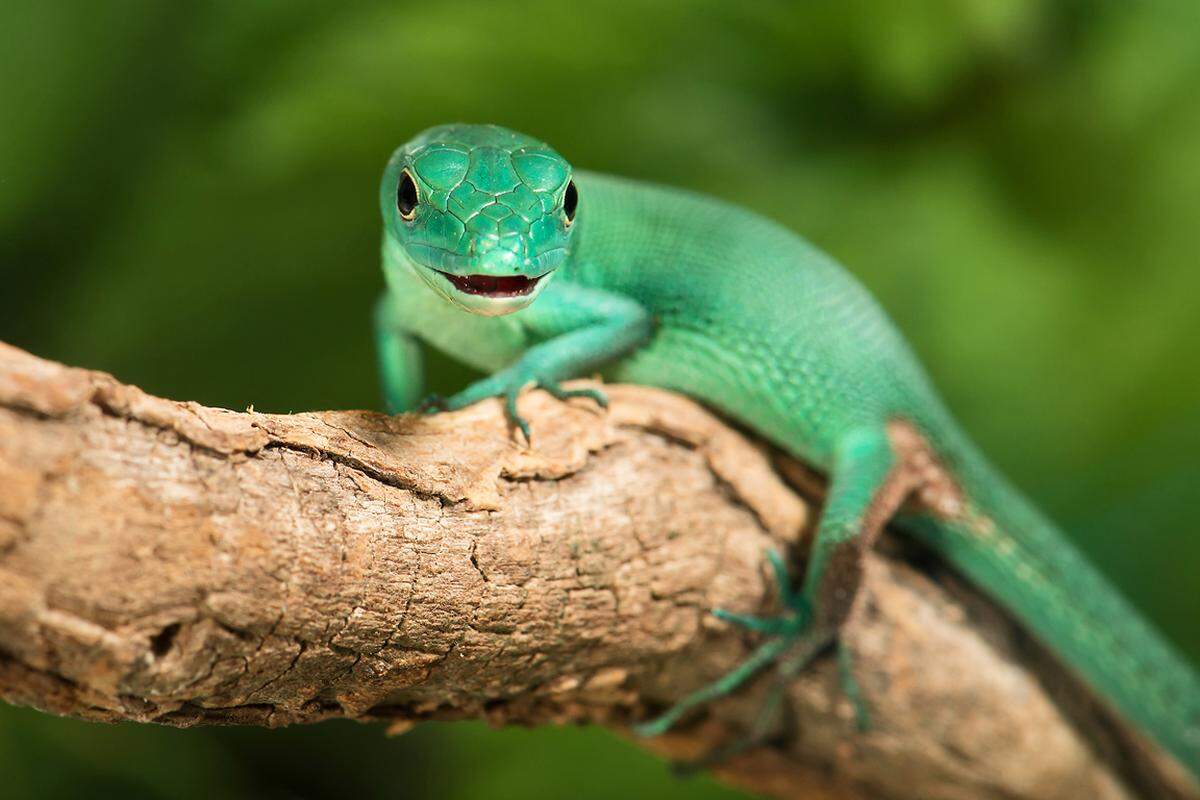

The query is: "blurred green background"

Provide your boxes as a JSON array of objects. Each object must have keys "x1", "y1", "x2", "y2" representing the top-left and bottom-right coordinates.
[{"x1": 2, "y1": 0, "x2": 1198, "y2": 797}]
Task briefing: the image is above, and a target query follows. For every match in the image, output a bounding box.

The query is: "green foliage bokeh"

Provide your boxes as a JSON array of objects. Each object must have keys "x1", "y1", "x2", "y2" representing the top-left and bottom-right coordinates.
[{"x1": 1, "y1": 1, "x2": 1198, "y2": 797}]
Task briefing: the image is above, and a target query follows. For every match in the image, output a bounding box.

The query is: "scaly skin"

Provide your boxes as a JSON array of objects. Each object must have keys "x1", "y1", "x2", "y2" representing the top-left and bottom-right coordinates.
[{"x1": 375, "y1": 124, "x2": 1200, "y2": 779}]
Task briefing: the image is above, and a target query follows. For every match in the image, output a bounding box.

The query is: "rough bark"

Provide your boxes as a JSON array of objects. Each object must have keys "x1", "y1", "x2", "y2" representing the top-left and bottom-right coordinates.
[{"x1": 0, "y1": 342, "x2": 1193, "y2": 800}]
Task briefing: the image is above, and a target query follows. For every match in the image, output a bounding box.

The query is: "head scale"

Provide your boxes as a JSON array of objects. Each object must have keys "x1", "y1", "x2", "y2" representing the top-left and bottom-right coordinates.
[{"x1": 380, "y1": 124, "x2": 578, "y2": 316}]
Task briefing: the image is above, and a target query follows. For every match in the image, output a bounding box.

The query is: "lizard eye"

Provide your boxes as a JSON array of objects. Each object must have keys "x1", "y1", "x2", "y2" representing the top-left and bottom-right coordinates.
[
  {"x1": 563, "y1": 180, "x2": 578, "y2": 226},
  {"x1": 397, "y1": 169, "x2": 419, "y2": 220}
]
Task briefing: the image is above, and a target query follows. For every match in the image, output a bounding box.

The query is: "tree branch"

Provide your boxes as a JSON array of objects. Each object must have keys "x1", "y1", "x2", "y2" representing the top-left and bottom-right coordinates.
[{"x1": 0, "y1": 342, "x2": 1192, "y2": 800}]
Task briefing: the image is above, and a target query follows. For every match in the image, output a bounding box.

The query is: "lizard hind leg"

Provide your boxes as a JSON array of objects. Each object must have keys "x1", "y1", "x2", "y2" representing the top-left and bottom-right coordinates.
[{"x1": 635, "y1": 426, "x2": 915, "y2": 753}]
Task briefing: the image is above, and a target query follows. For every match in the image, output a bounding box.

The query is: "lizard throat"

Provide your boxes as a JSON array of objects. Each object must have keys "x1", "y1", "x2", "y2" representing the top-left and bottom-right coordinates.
[{"x1": 436, "y1": 270, "x2": 542, "y2": 298}]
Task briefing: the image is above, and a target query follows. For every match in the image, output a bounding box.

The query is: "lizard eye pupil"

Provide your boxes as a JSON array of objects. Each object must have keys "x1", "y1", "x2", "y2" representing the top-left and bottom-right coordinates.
[
  {"x1": 563, "y1": 180, "x2": 578, "y2": 224},
  {"x1": 397, "y1": 170, "x2": 419, "y2": 220}
]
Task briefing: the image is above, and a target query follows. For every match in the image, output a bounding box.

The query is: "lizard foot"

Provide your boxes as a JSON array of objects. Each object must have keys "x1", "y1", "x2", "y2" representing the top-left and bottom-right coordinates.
[
  {"x1": 424, "y1": 373, "x2": 608, "y2": 444},
  {"x1": 539, "y1": 381, "x2": 609, "y2": 409},
  {"x1": 633, "y1": 550, "x2": 870, "y2": 751},
  {"x1": 416, "y1": 393, "x2": 449, "y2": 413}
]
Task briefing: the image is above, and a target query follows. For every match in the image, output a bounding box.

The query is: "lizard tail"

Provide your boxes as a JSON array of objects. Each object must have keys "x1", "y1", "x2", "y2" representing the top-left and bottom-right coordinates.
[{"x1": 903, "y1": 424, "x2": 1200, "y2": 786}]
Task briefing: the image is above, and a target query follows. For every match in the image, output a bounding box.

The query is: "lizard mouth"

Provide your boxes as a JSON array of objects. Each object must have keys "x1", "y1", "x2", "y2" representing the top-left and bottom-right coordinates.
[{"x1": 436, "y1": 270, "x2": 543, "y2": 298}]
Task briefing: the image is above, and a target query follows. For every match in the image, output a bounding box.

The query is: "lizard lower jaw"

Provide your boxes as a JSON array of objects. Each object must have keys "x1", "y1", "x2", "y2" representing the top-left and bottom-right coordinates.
[
  {"x1": 426, "y1": 267, "x2": 555, "y2": 317},
  {"x1": 435, "y1": 270, "x2": 542, "y2": 298}
]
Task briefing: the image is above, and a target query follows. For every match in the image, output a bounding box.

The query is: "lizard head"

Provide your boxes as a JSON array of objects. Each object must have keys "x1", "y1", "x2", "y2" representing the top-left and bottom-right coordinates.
[{"x1": 380, "y1": 124, "x2": 577, "y2": 316}]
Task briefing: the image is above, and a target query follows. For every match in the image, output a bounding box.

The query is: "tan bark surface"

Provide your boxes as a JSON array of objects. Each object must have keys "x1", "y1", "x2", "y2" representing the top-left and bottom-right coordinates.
[{"x1": 0, "y1": 342, "x2": 1193, "y2": 799}]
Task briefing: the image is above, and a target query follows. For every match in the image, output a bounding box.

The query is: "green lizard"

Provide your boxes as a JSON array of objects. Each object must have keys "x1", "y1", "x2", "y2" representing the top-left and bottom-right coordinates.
[{"x1": 374, "y1": 123, "x2": 1200, "y2": 780}]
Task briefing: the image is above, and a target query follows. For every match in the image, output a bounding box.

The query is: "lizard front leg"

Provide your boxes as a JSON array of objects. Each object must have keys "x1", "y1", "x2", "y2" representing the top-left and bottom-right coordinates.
[
  {"x1": 423, "y1": 282, "x2": 652, "y2": 441},
  {"x1": 374, "y1": 293, "x2": 426, "y2": 414},
  {"x1": 636, "y1": 425, "x2": 918, "y2": 744}
]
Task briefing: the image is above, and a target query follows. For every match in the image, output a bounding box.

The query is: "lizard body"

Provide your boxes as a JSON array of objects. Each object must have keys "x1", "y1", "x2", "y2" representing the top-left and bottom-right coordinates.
[{"x1": 374, "y1": 124, "x2": 1200, "y2": 782}]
